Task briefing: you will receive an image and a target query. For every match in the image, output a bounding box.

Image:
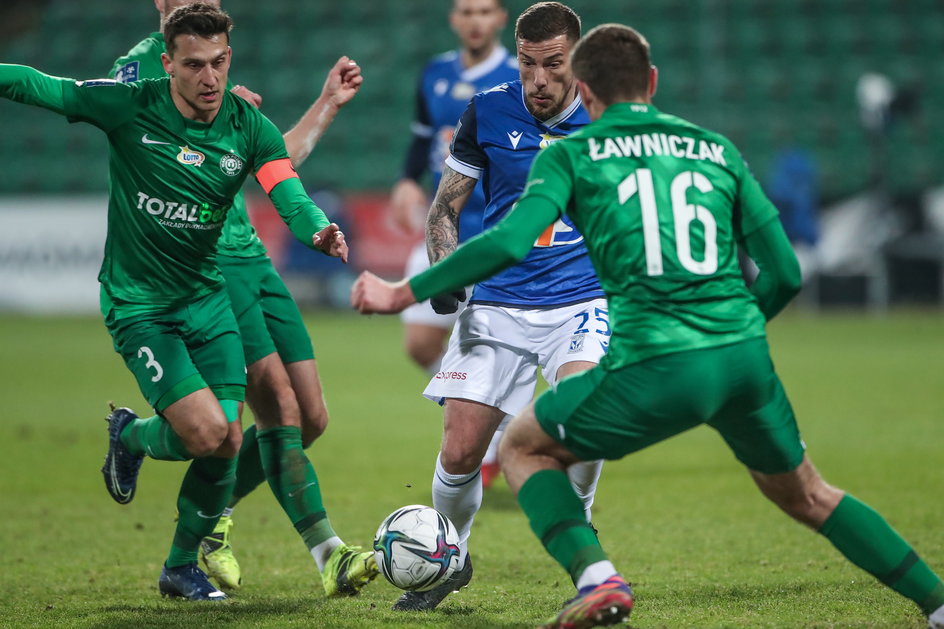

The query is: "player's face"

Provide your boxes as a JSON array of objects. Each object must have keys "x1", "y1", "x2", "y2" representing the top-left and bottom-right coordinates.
[
  {"x1": 451, "y1": 0, "x2": 507, "y2": 54},
  {"x1": 163, "y1": 34, "x2": 231, "y2": 121},
  {"x1": 517, "y1": 34, "x2": 576, "y2": 121}
]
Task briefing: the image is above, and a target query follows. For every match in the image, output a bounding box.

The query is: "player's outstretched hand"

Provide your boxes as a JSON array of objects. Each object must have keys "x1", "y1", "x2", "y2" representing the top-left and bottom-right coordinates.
[
  {"x1": 351, "y1": 271, "x2": 417, "y2": 314},
  {"x1": 231, "y1": 84, "x2": 262, "y2": 108},
  {"x1": 323, "y1": 56, "x2": 363, "y2": 109},
  {"x1": 430, "y1": 288, "x2": 466, "y2": 315},
  {"x1": 313, "y1": 223, "x2": 349, "y2": 263}
]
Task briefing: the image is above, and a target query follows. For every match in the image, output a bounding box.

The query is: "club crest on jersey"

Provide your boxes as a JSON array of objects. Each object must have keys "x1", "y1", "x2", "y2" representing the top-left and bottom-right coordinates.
[
  {"x1": 176, "y1": 146, "x2": 205, "y2": 167},
  {"x1": 539, "y1": 133, "x2": 566, "y2": 150},
  {"x1": 451, "y1": 81, "x2": 475, "y2": 101},
  {"x1": 219, "y1": 153, "x2": 244, "y2": 176}
]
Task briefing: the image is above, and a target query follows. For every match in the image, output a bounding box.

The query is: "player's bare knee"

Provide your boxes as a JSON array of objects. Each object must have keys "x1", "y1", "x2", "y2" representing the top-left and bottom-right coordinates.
[
  {"x1": 213, "y1": 431, "x2": 242, "y2": 458},
  {"x1": 300, "y1": 408, "x2": 328, "y2": 447},
  {"x1": 439, "y1": 442, "x2": 482, "y2": 475},
  {"x1": 184, "y1": 422, "x2": 228, "y2": 457},
  {"x1": 405, "y1": 341, "x2": 440, "y2": 371}
]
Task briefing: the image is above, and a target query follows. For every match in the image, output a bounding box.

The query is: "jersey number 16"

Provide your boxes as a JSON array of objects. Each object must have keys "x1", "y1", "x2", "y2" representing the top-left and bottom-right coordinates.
[{"x1": 618, "y1": 168, "x2": 718, "y2": 277}]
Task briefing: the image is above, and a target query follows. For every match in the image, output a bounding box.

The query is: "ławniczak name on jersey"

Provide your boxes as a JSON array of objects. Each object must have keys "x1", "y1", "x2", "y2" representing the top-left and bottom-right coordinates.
[{"x1": 446, "y1": 80, "x2": 604, "y2": 308}]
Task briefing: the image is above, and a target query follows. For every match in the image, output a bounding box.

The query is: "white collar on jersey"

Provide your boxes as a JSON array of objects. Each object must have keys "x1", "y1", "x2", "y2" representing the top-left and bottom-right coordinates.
[
  {"x1": 460, "y1": 45, "x2": 510, "y2": 82},
  {"x1": 522, "y1": 88, "x2": 583, "y2": 129}
]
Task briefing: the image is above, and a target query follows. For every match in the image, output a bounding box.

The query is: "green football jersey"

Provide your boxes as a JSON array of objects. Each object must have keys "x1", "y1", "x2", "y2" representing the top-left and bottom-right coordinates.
[
  {"x1": 521, "y1": 103, "x2": 779, "y2": 369},
  {"x1": 0, "y1": 64, "x2": 326, "y2": 312},
  {"x1": 110, "y1": 34, "x2": 266, "y2": 258}
]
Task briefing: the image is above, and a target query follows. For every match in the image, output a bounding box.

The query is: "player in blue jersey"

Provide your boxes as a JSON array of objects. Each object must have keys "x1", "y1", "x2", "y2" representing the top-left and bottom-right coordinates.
[
  {"x1": 387, "y1": 2, "x2": 606, "y2": 612},
  {"x1": 390, "y1": 0, "x2": 519, "y2": 489}
]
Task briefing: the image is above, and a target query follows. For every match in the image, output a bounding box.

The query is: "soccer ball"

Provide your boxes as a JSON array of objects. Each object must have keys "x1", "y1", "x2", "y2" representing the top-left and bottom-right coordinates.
[{"x1": 373, "y1": 505, "x2": 461, "y2": 592}]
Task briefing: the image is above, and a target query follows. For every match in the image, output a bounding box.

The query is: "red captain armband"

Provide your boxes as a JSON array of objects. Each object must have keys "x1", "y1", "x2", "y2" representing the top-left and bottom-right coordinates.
[{"x1": 255, "y1": 158, "x2": 298, "y2": 195}]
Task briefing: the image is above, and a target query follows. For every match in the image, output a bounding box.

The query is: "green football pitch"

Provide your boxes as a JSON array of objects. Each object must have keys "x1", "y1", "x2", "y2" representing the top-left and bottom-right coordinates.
[{"x1": 0, "y1": 310, "x2": 941, "y2": 628}]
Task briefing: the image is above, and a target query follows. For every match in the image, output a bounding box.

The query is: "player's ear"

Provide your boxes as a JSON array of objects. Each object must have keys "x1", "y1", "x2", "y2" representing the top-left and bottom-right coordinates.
[
  {"x1": 648, "y1": 65, "x2": 659, "y2": 100},
  {"x1": 576, "y1": 80, "x2": 593, "y2": 107},
  {"x1": 161, "y1": 51, "x2": 174, "y2": 77}
]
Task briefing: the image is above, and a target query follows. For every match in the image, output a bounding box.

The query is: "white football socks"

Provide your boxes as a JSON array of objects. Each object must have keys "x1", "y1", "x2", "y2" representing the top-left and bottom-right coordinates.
[
  {"x1": 575, "y1": 560, "x2": 618, "y2": 591},
  {"x1": 929, "y1": 603, "x2": 944, "y2": 629},
  {"x1": 432, "y1": 453, "x2": 482, "y2": 565},
  {"x1": 310, "y1": 536, "x2": 342, "y2": 572},
  {"x1": 567, "y1": 459, "x2": 604, "y2": 522}
]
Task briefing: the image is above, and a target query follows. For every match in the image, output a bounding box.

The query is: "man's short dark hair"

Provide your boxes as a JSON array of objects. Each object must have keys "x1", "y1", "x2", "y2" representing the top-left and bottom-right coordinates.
[
  {"x1": 515, "y1": 2, "x2": 580, "y2": 44},
  {"x1": 164, "y1": 3, "x2": 233, "y2": 56},
  {"x1": 572, "y1": 24, "x2": 651, "y2": 105}
]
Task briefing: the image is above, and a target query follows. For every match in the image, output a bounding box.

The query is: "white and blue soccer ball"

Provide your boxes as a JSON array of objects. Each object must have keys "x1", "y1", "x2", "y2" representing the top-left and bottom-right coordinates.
[{"x1": 373, "y1": 505, "x2": 461, "y2": 592}]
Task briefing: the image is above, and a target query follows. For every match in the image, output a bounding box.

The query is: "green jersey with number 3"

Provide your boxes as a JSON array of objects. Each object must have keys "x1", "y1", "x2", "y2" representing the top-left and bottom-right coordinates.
[{"x1": 521, "y1": 103, "x2": 779, "y2": 369}]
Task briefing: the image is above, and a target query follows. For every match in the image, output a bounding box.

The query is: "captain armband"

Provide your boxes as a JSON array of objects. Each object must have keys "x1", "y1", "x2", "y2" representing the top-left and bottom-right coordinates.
[{"x1": 255, "y1": 158, "x2": 299, "y2": 195}]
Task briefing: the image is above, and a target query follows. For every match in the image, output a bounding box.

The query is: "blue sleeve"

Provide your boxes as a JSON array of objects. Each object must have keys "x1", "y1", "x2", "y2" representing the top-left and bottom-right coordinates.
[
  {"x1": 446, "y1": 99, "x2": 486, "y2": 175},
  {"x1": 402, "y1": 77, "x2": 433, "y2": 181}
]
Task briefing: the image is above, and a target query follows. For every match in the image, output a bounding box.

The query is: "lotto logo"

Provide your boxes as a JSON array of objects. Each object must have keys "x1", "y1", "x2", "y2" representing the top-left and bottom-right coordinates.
[{"x1": 436, "y1": 371, "x2": 468, "y2": 381}]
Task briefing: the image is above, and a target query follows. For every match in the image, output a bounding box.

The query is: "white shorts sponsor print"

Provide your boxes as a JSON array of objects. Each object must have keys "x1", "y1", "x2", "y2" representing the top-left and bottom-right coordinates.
[
  {"x1": 423, "y1": 299, "x2": 609, "y2": 417},
  {"x1": 400, "y1": 242, "x2": 471, "y2": 328}
]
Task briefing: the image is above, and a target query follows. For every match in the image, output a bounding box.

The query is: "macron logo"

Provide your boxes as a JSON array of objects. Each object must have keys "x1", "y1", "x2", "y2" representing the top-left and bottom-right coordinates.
[{"x1": 507, "y1": 130, "x2": 522, "y2": 150}]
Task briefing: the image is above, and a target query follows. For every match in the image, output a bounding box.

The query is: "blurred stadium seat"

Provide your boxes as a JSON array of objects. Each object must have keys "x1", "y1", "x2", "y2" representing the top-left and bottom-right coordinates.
[{"x1": 1, "y1": 0, "x2": 941, "y2": 200}]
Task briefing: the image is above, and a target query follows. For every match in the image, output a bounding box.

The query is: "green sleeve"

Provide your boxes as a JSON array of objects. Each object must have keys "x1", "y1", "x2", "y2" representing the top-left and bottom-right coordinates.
[
  {"x1": 108, "y1": 34, "x2": 167, "y2": 82},
  {"x1": 250, "y1": 112, "x2": 329, "y2": 249},
  {"x1": 740, "y1": 217, "x2": 802, "y2": 320},
  {"x1": 0, "y1": 64, "x2": 70, "y2": 115},
  {"x1": 731, "y1": 148, "x2": 780, "y2": 239},
  {"x1": 410, "y1": 193, "x2": 560, "y2": 301},
  {"x1": 267, "y1": 177, "x2": 330, "y2": 250},
  {"x1": 0, "y1": 64, "x2": 141, "y2": 132}
]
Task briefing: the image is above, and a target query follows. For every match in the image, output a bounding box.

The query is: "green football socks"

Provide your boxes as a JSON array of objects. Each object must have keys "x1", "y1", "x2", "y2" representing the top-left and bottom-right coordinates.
[
  {"x1": 518, "y1": 469, "x2": 607, "y2": 585},
  {"x1": 257, "y1": 426, "x2": 336, "y2": 550},
  {"x1": 820, "y1": 493, "x2": 944, "y2": 615},
  {"x1": 227, "y1": 424, "x2": 267, "y2": 508},
  {"x1": 167, "y1": 455, "x2": 238, "y2": 567},
  {"x1": 120, "y1": 414, "x2": 190, "y2": 461}
]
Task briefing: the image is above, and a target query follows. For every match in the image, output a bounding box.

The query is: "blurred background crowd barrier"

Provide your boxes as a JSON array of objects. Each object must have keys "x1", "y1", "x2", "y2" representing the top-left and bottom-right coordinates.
[{"x1": 1, "y1": 0, "x2": 942, "y2": 311}]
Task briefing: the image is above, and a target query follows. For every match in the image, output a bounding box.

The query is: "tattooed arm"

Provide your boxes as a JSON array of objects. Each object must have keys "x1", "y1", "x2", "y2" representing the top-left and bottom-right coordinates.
[{"x1": 425, "y1": 165, "x2": 477, "y2": 264}]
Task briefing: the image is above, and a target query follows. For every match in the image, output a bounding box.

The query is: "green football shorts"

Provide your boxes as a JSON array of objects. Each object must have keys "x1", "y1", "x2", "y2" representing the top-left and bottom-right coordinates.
[
  {"x1": 534, "y1": 337, "x2": 805, "y2": 475},
  {"x1": 104, "y1": 289, "x2": 246, "y2": 412},
  {"x1": 218, "y1": 254, "x2": 315, "y2": 366}
]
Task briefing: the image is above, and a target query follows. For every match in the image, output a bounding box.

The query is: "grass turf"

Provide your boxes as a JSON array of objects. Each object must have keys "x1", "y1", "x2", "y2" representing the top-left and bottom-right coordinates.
[{"x1": 0, "y1": 309, "x2": 941, "y2": 628}]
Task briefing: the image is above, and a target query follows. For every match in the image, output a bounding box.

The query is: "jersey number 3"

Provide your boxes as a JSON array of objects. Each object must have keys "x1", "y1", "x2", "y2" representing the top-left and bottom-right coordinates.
[{"x1": 618, "y1": 168, "x2": 718, "y2": 276}]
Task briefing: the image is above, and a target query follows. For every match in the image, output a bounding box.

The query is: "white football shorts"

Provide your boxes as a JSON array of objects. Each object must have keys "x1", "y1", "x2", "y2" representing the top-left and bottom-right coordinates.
[
  {"x1": 423, "y1": 299, "x2": 609, "y2": 417},
  {"x1": 400, "y1": 241, "x2": 472, "y2": 328}
]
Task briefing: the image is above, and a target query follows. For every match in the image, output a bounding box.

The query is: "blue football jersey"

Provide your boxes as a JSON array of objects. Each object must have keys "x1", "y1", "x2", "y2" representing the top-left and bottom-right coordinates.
[
  {"x1": 411, "y1": 46, "x2": 518, "y2": 240},
  {"x1": 446, "y1": 80, "x2": 604, "y2": 308}
]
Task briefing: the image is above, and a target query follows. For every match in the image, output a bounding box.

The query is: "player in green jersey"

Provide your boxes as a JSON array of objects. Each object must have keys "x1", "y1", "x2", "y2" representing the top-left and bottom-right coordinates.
[
  {"x1": 110, "y1": 0, "x2": 370, "y2": 594},
  {"x1": 0, "y1": 3, "x2": 376, "y2": 602},
  {"x1": 351, "y1": 22, "x2": 944, "y2": 629}
]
